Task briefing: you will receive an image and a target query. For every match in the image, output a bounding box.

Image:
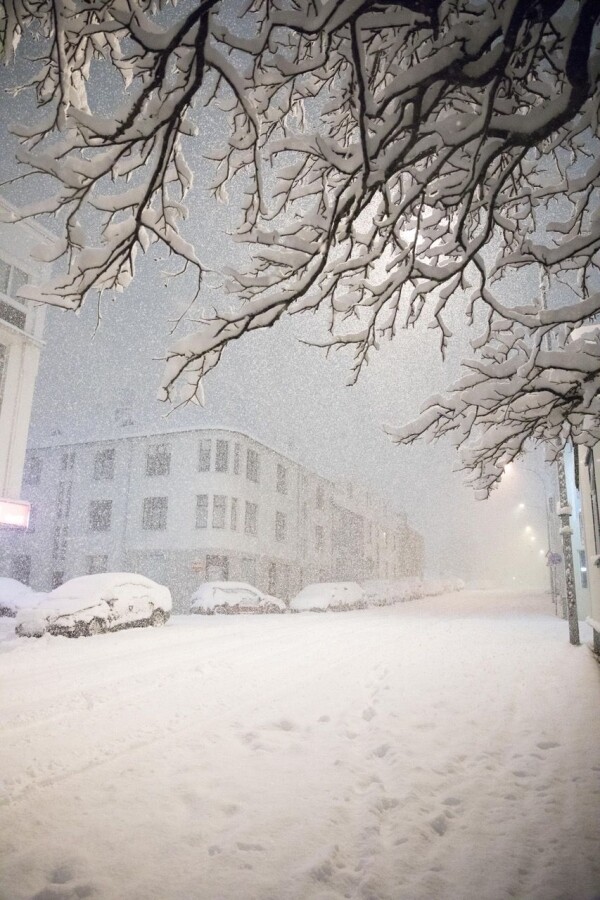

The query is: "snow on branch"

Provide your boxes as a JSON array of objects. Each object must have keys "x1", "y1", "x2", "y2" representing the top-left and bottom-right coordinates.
[{"x1": 3, "y1": 0, "x2": 600, "y2": 482}]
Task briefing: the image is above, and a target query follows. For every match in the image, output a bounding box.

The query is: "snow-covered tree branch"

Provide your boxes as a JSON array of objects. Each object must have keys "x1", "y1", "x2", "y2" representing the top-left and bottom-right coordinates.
[{"x1": 2, "y1": 0, "x2": 600, "y2": 491}]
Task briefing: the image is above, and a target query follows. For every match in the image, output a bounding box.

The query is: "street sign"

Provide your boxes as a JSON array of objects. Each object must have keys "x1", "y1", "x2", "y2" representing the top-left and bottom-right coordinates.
[{"x1": 546, "y1": 551, "x2": 562, "y2": 566}]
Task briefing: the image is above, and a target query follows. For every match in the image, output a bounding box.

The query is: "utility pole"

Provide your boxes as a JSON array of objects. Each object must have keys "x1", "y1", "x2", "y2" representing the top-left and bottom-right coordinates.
[{"x1": 556, "y1": 452, "x2": 580, "y2": 646}]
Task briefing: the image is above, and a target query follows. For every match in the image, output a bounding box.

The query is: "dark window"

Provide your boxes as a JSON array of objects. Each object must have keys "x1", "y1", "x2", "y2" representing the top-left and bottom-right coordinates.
[
  {"x1": 241, "y1": 556, "x2": 256, "y2": 584},
  {"x1": 89, "y1": 500, "x2": 112, "y2": 532},
  {"x1": 87, "y1": 554, "x2": 108, "y2": 575},
  {"x1": 230, "y1": 498, "x2": 238, "y2": 531},
  {"x1": 0, "y1": 299, "x2": 26, "y2": 331},
  {"x1": 316, "y1": 524, "x2": 324, "y2": 552},
  {"x1": 234, "y1": 443, "x2": 241, "y2": 475},
  {"x1": 10, "y1": 554, "x2": 31, "y2": 585},
  {"x1": 212, "y1": 495, "x2": 227, "y2": 529},
  {"x1": 245, "y1": 501, "x2": 258, "y2": 535},
  {"x1": 27, "y1": 504, "x2": 36, "y2": 533},
  {"x1": 0, "y1": 260, "x2": 9, "y2": 293},
  {"x1": 94, "y1": 448, "x2": 115, "y2": 480},
  {"x1": 23, "y1": 456, "x2": 42, "y2": 485},
  {"x1": 276, "y1": 463, "x2": 287, "y2": 494},
  {"x1": 206, "y1": 554, "x2": 229, "y2": 581},
  {"x1": 146, "y1": 444, "x2": 170, "y2": 477},
  {"x1": 198, "y1": 439, "x2": 211, "y2": 472},
  {"x1": 247, "y1": 448, "x2": 259, "y2": 483},
  {"x1": 215, "y1": 439, "x2": 229, "y2": 473},
  {"x1": 275, "y1": 511, "x2": 286, "y2": 542},
  {"x1": 51, "y1": 570, "x2": 64, "y2": 590},
  {"x1": 196, "y1": 494, "x2": 208, "y2": 529},
  {"x1": 316, "y1": 485, "x2": 324, "y2": 510},
  {"x1": 268, "y1": 561, "x2": 277, "y2": 595},
  {"x1": 142, "y1": 497, "x2": 168, "y2": 530},
  {"x1": 61, "y1": 451, "x2": 75, "y2": 472}
]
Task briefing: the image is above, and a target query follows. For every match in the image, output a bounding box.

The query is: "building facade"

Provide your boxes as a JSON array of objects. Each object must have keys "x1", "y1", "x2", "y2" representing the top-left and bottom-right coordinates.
[
  {"x1": 0, "y1": 427, "x2": 424, "y2": 611},
  {"x1": 0, "y1": 198, "x2": 56, "y2": 544}
]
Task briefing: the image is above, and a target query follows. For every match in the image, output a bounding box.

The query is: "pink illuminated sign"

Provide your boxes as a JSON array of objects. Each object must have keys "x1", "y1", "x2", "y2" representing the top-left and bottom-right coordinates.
[{"x1": 0, "y1": 498, "x2": 31, "y2": 529}]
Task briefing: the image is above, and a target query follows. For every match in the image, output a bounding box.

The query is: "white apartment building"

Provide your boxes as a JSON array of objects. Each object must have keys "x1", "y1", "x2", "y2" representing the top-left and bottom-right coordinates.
[
  {"x1": 0, "y1": 427, "x2": 424, "y2": 610},
  {"x1": 0, "y1": 198, "x2": 56, "y2": 534}
]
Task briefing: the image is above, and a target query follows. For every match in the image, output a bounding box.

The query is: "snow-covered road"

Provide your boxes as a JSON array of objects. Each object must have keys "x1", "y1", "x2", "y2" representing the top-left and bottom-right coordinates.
[{"x1": 1, "y1": 590, "x2": 599, "y2": 900}]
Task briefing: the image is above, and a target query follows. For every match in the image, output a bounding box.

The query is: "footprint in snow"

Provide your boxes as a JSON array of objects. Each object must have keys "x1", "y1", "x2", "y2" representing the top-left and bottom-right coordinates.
[{"x1": 537, "y1": 740, "x2": 560, "y2": 750}]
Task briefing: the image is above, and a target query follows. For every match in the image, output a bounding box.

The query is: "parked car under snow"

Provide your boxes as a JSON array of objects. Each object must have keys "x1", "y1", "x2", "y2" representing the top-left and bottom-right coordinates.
[
  {"x1": 0, "y1": 577, "x2": 46, "y2": 618},
  {"x1": 290, "y1": 582, "x2": 367, "y2": 613},
  {"x1": 15, "y1": 573, "x2": 172, "y2": 638},
  {"x1": 190, "y1": 582, "x2": 286, "y2": 615}
]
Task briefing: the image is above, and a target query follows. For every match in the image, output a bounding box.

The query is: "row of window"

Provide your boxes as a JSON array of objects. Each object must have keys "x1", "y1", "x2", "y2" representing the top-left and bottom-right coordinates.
[
  {"x1": 23, "y1": 441, "x2": 312, "y2": 498},
  {"x1": 87, "y1": 495, "x2": 288, "y2": 540}
]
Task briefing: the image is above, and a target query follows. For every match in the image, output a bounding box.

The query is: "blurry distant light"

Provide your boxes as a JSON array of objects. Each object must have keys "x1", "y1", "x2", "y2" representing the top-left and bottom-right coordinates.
[
  {"x1": 518, "y1": 502, "x2": 525, "y2": 510},
  {"x1": 0, "y1": 498, "x2": 30, "y2": 529},
  {"x1": 525, "y1": 526, "x2": 532, "y2": 533},
  {"x1": 539, "y1": 549, "x2": 545, "y2": 556}
]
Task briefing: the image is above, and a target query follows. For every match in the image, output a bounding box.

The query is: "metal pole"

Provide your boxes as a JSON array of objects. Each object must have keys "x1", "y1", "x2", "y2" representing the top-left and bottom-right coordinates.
[{"x1": 556, "y1": 450, "x2": 580, "y2": 646}]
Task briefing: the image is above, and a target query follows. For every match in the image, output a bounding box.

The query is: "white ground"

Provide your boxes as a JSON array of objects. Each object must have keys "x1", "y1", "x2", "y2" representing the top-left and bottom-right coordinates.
[{"x1": 1, "y1": 590, "x2": 599, "y2": 900}]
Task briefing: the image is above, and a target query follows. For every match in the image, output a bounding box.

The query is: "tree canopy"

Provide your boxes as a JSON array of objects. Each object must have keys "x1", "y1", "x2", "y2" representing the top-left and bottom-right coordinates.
[{"x1": 2, "y1": 0, "x2": 600, "y2": 492}]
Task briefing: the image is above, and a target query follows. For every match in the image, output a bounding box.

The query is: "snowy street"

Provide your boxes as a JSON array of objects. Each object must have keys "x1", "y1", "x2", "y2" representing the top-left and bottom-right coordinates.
[{"x1": 1, "y1": 590, "x2": 599, "y2": 900}]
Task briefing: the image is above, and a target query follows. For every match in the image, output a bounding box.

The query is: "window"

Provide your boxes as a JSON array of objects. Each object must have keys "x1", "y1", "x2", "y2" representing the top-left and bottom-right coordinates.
[
  {"x1": 94, "y1": 448, "x2": 115, "y2": 480},
  {"x1": 146, "y1": 443, "x2": 170, "y2": 477},
  {"x1": 245, "y1": 501, "x2": 258, "y2": 535},
  {"x1": 9, "y1": 265, "x2": 29, "y2": 299},
  {"x1": 51, "y1": 570, "x2": 64, "y2": 590},
  {"x1": 268, "y1": 561, "x2": 277, "y2": 595},
  {"x1": 247, "y1": 448, "x2": 259, "y2": 483},
  {"x1": 198, "y1": 439, "x2": 211, "y2": 472},
  {"x1": 196, "y1": 494, "x2": 208, "y2": 529},
  {"x1": 89, "y1": 499, "x2": 112, "y2": 532},
  {"x1": 206, "y1": 554, "x2": 229, "y2": 581},
  {"x1": 23, "y1": 456, "x2": 42, "y2": 486},
  {"x1": 10, "y1": 554, "x2": 31, "y2": 585},
  {"x1": 230, "y1": 497, "x2": 238, "y2": 531},
  {"x1": 27, "y1": 504, "x2": 36, "y2": 533},
  {"x1": 61, "y1": 451, "x2": 75, "y2": 472},
  {"x1": 241, "y1": 557, "x2": 257, "y2": 584},
  {"x1": 234, "y1": 443, "x2": 241, "y2": 475},
  {"x1": 0, "y1": 260, "x2": 9, "y2": 294},
  {"x1": 315, "y1": 524, "x2": 324, "y2": 552},
  {"x1": 87, "y1": 554, "x2": 108, "y2": 575},
  {"x1": 276, "y1": 463, "x2": 287, "y2": 494},
  {"x1": 215, "y1": 439, "x2": 229, "y2": 473},
  {"x1": 142, "y1": 497, "x2": 168, "y2": 531},
  {"x1": 275, "y1": 511, "x2": 286, "y2": 542},
  {"x1": 316, "y1": 485, "x2": 324, "y2": 510},
  {"x1": 212, "y1": 495, "x2": 227, "y2": 529}
]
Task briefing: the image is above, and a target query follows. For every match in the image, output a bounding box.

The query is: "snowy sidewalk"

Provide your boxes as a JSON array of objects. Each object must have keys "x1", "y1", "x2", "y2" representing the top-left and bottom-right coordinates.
[{"x1": 1, "y1": 590, "x2": 599, "y2": 900}]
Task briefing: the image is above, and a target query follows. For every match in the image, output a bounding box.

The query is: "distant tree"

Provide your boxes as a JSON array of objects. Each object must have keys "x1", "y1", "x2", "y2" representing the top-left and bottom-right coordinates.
[{"x1": 2, "y1": 0, "x2": 599, "y2": 492}]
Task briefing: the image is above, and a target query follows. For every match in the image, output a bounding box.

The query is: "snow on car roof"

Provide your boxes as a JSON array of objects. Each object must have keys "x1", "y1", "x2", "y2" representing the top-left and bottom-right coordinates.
[
  {"x1": 293, "y1": 582, "x2": 363, "y2": 600},
  {"x1": 50, "y1": 572, "x2": 165, "y2": 599},
  {"x1": 0, "y1": 577, "x2": 33, "y2": 600}
]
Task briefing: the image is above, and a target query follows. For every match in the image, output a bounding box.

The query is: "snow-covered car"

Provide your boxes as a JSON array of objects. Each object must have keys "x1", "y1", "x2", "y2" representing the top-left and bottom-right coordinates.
[
  {"x1": 361, "y1": 578, "x2": 424, "y2": 607},
  {"x1": 290, "y1": 582, "x2": 366, "y2": 613},
  {"x1": 0, "y1": 577, "x2": 46, "y2": 617},
  {"x1": 15, "y1": 573, "x2": 172, "y2": 638},
  {"x1": 190, "y1": 582, "x2": 286, "y2": 615}
]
